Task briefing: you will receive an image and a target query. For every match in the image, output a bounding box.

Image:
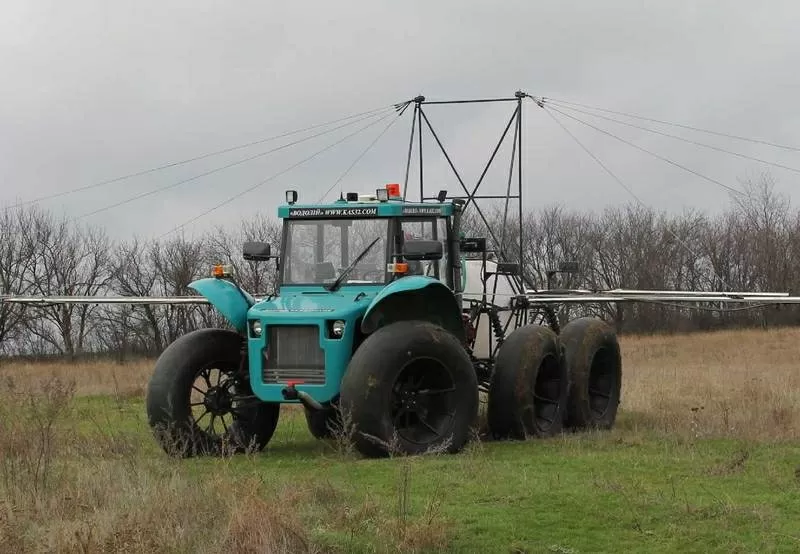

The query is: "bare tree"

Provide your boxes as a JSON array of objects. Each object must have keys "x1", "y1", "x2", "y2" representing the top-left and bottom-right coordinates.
[
  {"x1": 0, "y1": 207, "x2": 37, "y2": 354},
  {"x1": 149, "y1": 235, "x2": 213, "y2": 344},
  {"x1": 107, "y1": 238, "x2": 166, "y2": 354},
  {"x1": 19, "y1": 209, "x2": 112, "y2": 358},
  {"x1": 205, "y1": 213, "x2": 282, "y2": 296},
  {"x1": 6, "y1": 176, "x2": 800, "y2": 360}
]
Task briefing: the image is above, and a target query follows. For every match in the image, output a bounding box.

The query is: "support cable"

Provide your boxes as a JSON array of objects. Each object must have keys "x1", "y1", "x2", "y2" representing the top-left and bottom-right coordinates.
[
  {"x1": 417, "y1": 108, "x2": 505, "y2": 253},
  {"x1": 534, "y1": 99, "x2": 735, "y2": 292},
  {"x1": 316, "y1": 106, "x2": 408, "y2": 203},
  {"x1": 158, "y1": 110, "x2": 397, "y2": 238},
  {"x1": 547, "y1": 101, "x2": 800, "y2": 176},
  {"x1": 542, "y1": 103, "x2": 745, "y2": 197},
  {"x1": 71, "y1": 108, "x2": 394, "y2": 221},
  {"x1": 7, "y1": 103, "x2": 401, "y2": 209},
  {"x1": 543, "y1": 97, "x2": 800, "y2": 153},
  {"x1": 462, "y1": 106, "x2": 520, "y2": 212}
]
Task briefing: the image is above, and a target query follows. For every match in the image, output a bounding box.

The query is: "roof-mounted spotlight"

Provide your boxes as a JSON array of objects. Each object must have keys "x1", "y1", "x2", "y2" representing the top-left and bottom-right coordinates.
[
  {"x1": 345, "y1": 192, "x2": 359, "y2": 201},
  {"x1": 285, "y1": 189, "x2": 298, "y2": 205},
  {"x1": 376, "y1": 188, "x2": 389, "y2": 202},
  {"x1": 436, "y1": 190, "x2": 447, "y2": 202}
]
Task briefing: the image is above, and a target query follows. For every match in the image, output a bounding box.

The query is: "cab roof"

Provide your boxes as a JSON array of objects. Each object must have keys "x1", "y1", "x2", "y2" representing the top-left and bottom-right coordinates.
[{"x1": 277, "y1": 199, "x2": 455, "y2": 219}]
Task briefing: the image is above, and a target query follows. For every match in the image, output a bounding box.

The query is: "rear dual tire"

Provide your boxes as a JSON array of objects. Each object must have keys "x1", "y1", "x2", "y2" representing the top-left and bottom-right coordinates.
[
  {"x1": 485, "y1": 317, "x2": 622, "y2": 438},
  {"x1": 560, "y1": 317, "x2": 622, "y2": 430},
  {"x1": 487, "y1": 325, "x2": 568, "y2": 439}
]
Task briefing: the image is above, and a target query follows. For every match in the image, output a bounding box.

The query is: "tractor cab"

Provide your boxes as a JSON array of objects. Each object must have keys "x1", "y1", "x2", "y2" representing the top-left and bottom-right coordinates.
[{"x1": 274, "y1": 184, "x2": 459, "y2": 294}]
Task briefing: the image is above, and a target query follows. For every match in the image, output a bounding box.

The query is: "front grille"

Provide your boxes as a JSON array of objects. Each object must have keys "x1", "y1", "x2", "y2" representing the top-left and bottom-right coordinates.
[{"x1": 262, "y1": 325, "x2": 326, "y2": 385}]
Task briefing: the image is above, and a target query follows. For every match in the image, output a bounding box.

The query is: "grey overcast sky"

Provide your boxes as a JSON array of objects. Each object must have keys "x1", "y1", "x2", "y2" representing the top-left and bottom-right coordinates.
[{"x1": 2, "y1": 0, "x2": 800, "y2": 241}]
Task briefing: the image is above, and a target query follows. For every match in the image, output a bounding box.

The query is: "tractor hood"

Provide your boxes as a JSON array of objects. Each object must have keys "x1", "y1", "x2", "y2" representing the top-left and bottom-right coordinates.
[
  {"x1": 248, "y1": 286, "x2": 380, "y2": 320},
  {"x1": 245, "y1": 286, "x2": 382, "y2": 405}
]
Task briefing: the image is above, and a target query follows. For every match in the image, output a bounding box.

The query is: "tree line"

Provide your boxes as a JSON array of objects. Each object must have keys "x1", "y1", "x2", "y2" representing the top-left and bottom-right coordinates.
[{"x1": 1, "y1": 173, "x2": 797, "y2": 359}]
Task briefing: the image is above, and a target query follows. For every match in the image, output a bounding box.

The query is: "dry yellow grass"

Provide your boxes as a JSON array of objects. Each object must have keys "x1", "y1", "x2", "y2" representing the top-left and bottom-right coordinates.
[
  {"x1": 0, "y1": 357, "x2": 153, "y2": 397},
  {"x1": 0, "y1": 376, "x2": 444, "y2": 553},
  {"x1": 2, "y1": 327, "x2": 799, "y2": 441},
  {"x1": 620, "y1": 327, "x2": 800, "y2": 441}
]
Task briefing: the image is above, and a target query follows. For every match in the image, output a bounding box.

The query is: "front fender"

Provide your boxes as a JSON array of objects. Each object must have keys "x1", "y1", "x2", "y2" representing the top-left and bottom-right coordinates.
[
  {"x1": 361, "y1": 276, "x2": 465, "y2": 341},
  {"x1": 189, "y1": 278, "x2": 255, "y2": 334}
]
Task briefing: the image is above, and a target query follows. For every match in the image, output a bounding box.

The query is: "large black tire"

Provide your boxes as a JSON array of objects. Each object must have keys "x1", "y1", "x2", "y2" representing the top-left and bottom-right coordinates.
[
  {"x1": 146, "y1": 328, "x2": 280, "y2": 457},
  {"x1": 487, "y1": 325, "x2": 568, "y2": 439},
  {"x1": 339, "y1": 320, "x2": 479, "y2": 458},
  {"x1": 560, "y1": 317, "x2": 622, "y2": 430}
]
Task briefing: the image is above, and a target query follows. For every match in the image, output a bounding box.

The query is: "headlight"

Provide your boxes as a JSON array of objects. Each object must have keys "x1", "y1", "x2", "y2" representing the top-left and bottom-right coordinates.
[
  {"x1": 332, "y1": 320, "x2": 345, "y2": 337},
  {"x1": 250, "y1": 320, "x2": 262, "y2": 337}
]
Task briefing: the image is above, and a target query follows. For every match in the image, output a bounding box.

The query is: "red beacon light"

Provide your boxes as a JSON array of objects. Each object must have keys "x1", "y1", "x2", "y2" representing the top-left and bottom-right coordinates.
[{"x1": 385, "y1": 183, "x2": 401, "y2": 199}]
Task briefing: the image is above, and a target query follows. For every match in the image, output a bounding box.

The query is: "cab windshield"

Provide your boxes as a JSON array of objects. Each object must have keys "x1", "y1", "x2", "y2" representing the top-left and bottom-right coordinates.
[{"x1": 281, "y1": 218, "x2": 389, "y2": 285}]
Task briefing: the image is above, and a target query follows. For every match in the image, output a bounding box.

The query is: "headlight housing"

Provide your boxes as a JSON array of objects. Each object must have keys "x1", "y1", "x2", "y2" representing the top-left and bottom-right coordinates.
[
  {"x1": 249, "y1": 319, "x2": 262, "y2": 337},
  {"x1": 331, "y1": 320, "x2": 345, "y2": 337}
]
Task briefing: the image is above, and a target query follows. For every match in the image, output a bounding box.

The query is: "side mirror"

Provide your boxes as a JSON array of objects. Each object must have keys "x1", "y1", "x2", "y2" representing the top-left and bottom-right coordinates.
[
  {"x1": 243, "y1": 241, "x2": 272, "y2": 261},
  {"x1": 403, "y1": 239, "x2": 443, "y2": 261}
]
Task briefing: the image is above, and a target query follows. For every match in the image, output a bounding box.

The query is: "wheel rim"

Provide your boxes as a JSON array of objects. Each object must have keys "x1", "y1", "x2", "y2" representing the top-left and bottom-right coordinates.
[
  {"x1": 390, "y1": 357, "x2": 457, "y2": 446},
  {"x1": 189, "y1": 363, "x2": 257, "y2": 446},
  {"x1": 533, "y1": 353, "x2": 563, "y2": 431},
  {"x1": 588, "y1": 347, "x2": 617, "y2": 419}
]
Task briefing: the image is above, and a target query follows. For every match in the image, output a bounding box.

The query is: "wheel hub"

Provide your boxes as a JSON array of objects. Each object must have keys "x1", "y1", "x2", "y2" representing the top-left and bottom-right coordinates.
[
  {"x1": 390, "y1": 357, "x2": 457, "y2": 444},
  {"x1": 399, "y1": 389, "x2": 420, "y2": 410},
  {"x1": 204, "y1": 385, "x2": 233, "y2": 416}
]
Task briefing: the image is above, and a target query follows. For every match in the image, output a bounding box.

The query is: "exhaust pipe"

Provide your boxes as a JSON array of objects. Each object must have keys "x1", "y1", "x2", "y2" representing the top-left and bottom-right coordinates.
[{"x1": 281, "y1": 383, "x2": 324, "y2": 411}]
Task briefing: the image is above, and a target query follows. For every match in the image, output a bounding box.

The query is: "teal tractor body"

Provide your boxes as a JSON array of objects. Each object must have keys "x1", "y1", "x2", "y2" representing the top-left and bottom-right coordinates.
[
  {"x1": 146, "y1": 186, "x2": 482, "y2": 457},
  {"x1": 146, "y1": 185, "x2": 622, "y2": 459}
]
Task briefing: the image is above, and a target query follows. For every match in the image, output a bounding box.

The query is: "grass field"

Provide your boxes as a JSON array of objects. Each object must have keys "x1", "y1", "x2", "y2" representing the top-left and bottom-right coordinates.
[{"x1": 1, "y1": 328, "x2": 799, "y2": 553}]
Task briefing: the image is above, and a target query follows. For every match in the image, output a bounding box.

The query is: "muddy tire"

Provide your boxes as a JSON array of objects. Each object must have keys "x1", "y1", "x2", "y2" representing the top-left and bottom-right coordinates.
[
  {"x1": 560, "y1": 317, "x2": 622, "y2": 430},
  {"x1": 146, "y1": 328, "x2": 280, "y2": 457},
  {"x1": 339, "y1": 320, "x2": 478, "y2": 458},
  {"x1": 487, "y1": 325, "x2": 568, "y2": 439}
]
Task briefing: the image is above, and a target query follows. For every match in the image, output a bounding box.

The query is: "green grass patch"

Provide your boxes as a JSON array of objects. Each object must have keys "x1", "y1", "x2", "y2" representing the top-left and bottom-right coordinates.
[{"x1": 53, "y1": 394, "x2": 800, "y2": 553}]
